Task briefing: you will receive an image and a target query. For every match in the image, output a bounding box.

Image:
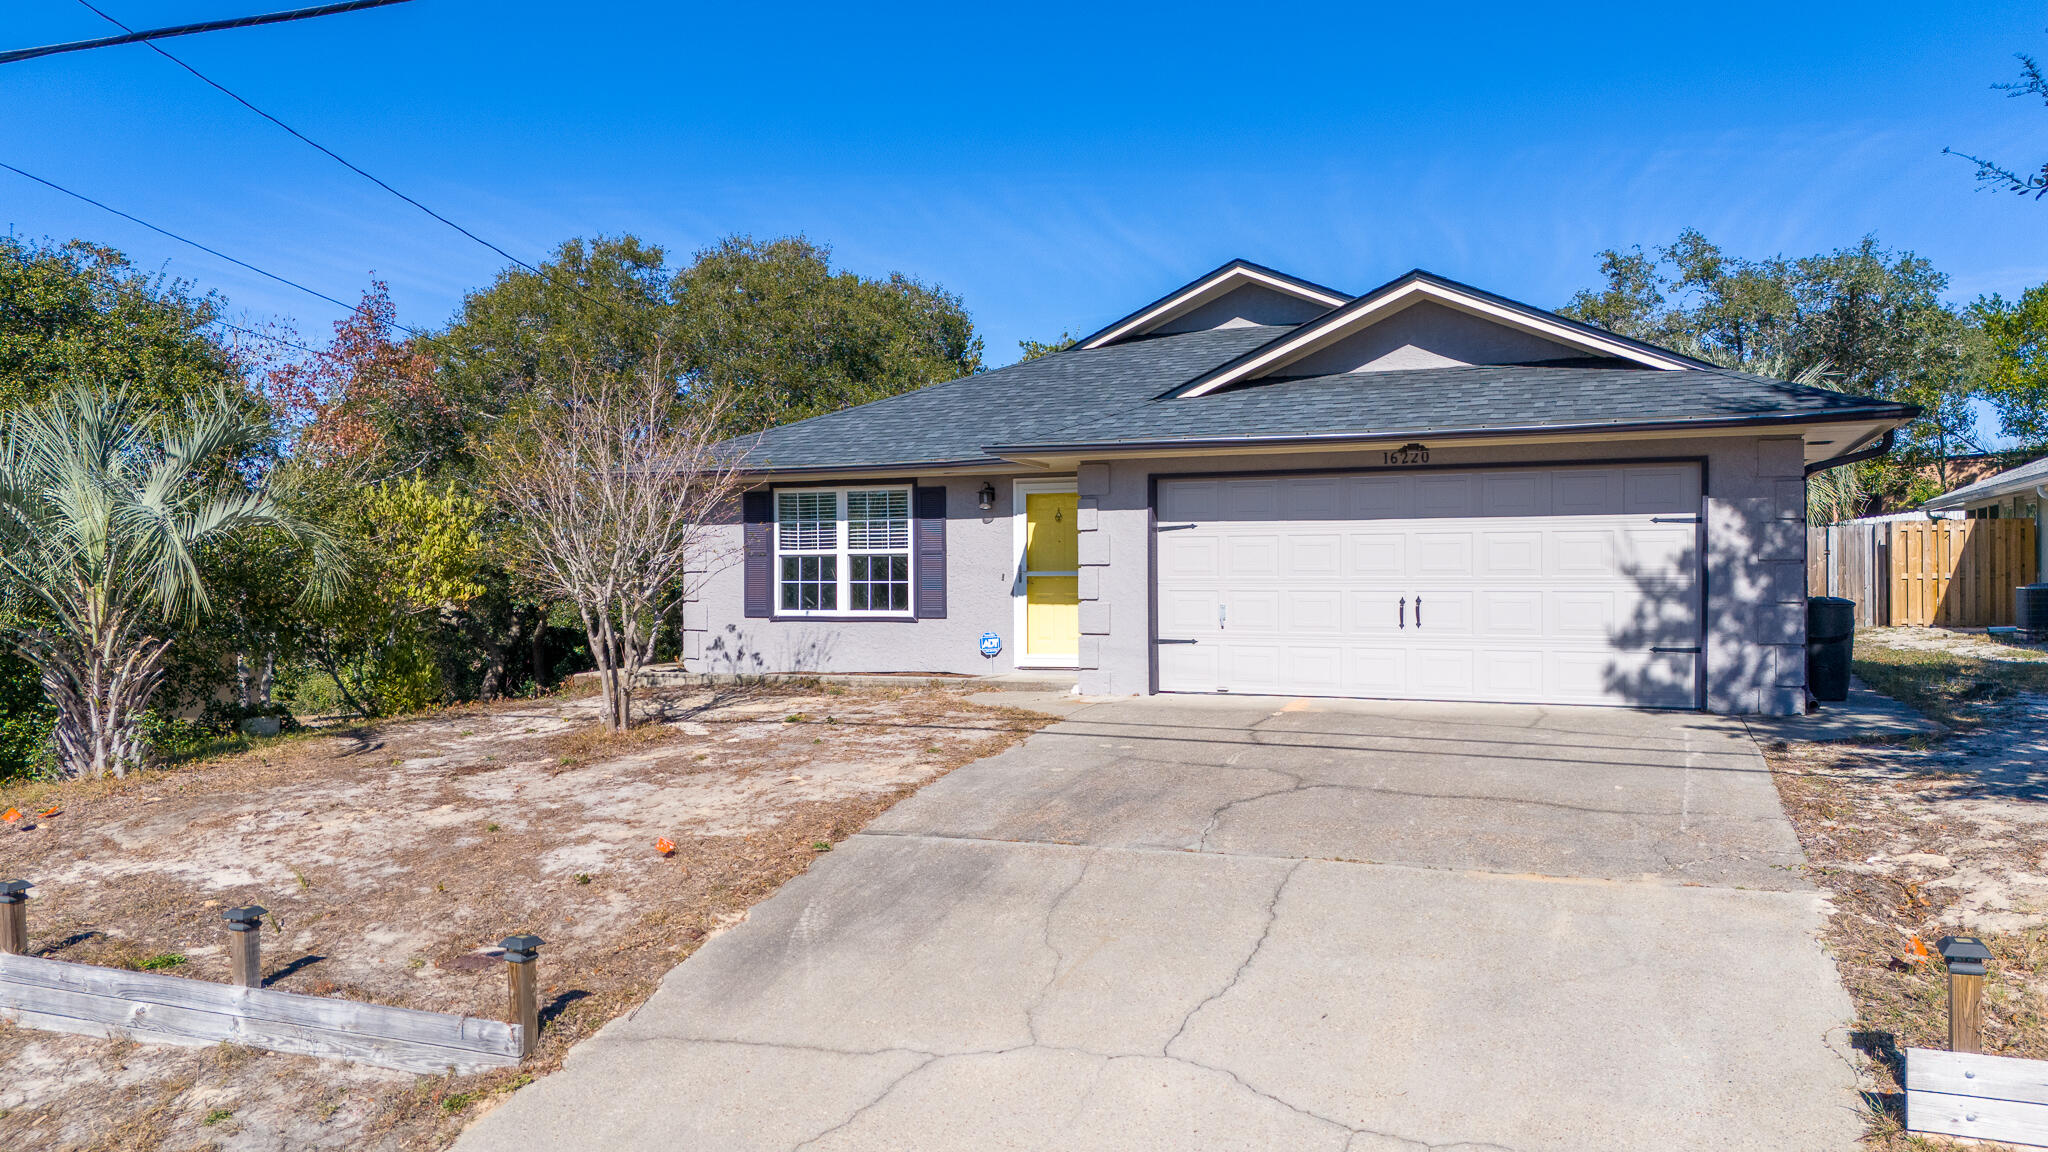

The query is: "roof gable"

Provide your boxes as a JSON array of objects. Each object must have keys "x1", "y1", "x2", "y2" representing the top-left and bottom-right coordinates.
[
  {"x1": 1165, "y1": 270, "x2": 1706, "y2": 398},
  {"x1": 1076, "y1": 259, "x2": 1349, "y2": 349}
]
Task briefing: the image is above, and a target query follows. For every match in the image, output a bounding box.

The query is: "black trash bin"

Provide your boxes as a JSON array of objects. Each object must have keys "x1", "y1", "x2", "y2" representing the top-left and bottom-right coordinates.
[{"x1": 1807, "y1": 597, "x2": 1856, "y2": 703}]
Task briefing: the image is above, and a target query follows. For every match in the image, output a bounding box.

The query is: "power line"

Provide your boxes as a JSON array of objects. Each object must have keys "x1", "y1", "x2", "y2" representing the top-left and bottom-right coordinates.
[
  {"x1": 0, "y1": 157, "x2": 385, "y2": 322},
  {"x1": 0, "y1": 0, "x2": 410, "y2": 66},
  {"x1": 0, "y1": 158, "x2": 524, "y2": 378},
  {"x1": 73, "y1": 0, "x2": 548, "y2": 282}
]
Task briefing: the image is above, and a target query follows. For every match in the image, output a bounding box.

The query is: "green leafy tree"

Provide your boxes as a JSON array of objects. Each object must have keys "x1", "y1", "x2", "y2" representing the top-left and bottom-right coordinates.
[
  {"x1": 1017, "y1": 333, "x2": 1075, "y2": 362},
  {"x1": 1947, "y1": 52, "x2": 2048, "y2": 199},
  {"x1": 1563, "y1": 230, "x2": 1987, "y2": 501},
  {"x1": 297, "y1": 474, "x2": 487, "y2": 717},
  {"x1": 1973, "y1": 284, "x2": 2048, "y2": 452},
  {"x1": 433, "y1": 235, "x2": 679, "y2": 464},
  {"x1": 0, "y1": 237, "x2": 241, "y2": 413},
  {"x1": 673, "y1": 235, "x2": 982, "y2": 433},
  {"x1": 0, "y1": 385, "x2": 340, "y2": 777}
]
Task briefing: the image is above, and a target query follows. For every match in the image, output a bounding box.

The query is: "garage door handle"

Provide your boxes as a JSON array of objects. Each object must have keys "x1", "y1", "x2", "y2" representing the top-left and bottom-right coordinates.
[
  {"x1": 1158, "y1": 638, "x2": 1198, "y2": 644},
  {"x1": 1650, "y1": 516, "x2": 1699, "y2": 523},
  {"x1": 1416, "y1": 596, "x2": 1423, "y2": 628},
  {"x1": 1651, "y1": 645, "x2": 1700, "y2": 653},
  {"x1": 1399, "y1": 597, "x2": 1406, "y2": 628}
]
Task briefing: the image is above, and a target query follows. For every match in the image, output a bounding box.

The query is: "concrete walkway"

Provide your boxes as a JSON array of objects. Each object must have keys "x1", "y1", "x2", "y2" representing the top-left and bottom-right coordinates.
[{"x1": 456, "y1": 697, "x2": 1861, "y2": 1152}]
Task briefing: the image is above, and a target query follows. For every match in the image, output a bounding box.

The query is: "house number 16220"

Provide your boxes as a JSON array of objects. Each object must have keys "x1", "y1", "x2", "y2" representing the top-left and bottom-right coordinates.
[{"x1": 1382, "y1": 443, "x2": 1430, "y2": 465}]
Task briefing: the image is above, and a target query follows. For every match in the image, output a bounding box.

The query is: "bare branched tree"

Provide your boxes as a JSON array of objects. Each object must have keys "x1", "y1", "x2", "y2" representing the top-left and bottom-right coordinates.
[{"x1": 484, "y1": 360, "x2": 747, "y2": 731}]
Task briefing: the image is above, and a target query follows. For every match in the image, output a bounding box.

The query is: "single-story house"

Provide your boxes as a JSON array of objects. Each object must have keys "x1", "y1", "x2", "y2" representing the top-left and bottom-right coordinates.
[
  {"x1": 1923, "y1": 454, "x2": 2048, "y2": 574},
  {"x1": 685, "y1": 262, "x2": 1916, "y2": 715}
]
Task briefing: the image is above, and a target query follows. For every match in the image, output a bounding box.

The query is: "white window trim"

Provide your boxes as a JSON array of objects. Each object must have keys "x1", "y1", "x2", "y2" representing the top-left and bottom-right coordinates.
[
  {"x1": 1012, "y1": 478, "x2": 1080, "y2": 667},
  {"x1": 773, "y1": 485, "x2": 915, "y2": 618}
]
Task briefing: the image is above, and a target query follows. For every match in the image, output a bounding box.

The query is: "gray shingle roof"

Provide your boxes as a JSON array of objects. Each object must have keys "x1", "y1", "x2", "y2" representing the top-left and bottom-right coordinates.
[
  {"x1": 734, "y1": 325, "x2": 1914, "y2": 474},
  {"x1": 1924, "y1": 456, "x2": 2048, "y2": 510}
]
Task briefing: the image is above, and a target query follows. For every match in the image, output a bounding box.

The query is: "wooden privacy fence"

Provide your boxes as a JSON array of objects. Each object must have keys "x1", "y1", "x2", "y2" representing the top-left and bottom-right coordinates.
[
  {"x1": 0, "y1": 879, "x2": 541, "y2": 1075},
  {"x1": 1809, "y1": 520, "x2": 2038, "y2": 628}
]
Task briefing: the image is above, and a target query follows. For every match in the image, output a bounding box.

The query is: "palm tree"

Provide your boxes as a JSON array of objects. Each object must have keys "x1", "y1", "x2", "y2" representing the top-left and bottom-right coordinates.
[{"x1": 0, "y1": 385, "x2": 340, "y2": 778}]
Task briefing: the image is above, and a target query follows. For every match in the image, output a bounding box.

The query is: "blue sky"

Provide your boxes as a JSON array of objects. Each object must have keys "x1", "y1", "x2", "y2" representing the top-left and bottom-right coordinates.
[{"x1": 2, "y1": 1, "x2": 2045, "y2": 416}]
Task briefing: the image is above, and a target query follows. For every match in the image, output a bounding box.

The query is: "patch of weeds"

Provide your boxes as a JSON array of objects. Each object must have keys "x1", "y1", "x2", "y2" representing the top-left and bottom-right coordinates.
[
  {"x1": 1854, "y1": 640, "x2": 2048, "y2": 729},
  {"x1": 485, "y1": 822, "x2": 502, "y2": 833},
  {"x1": 202, "y1": 1108, "x2": 234, "y2": 1126},
  {"x1": 811, "y1": 841, "x2": 831, "y2": 852},
  {"x1": 136, "y1": 952, "x2": 186, "y2": 971},
  {"x1": 784, "y1": 713, "x2": 812, "y2": 723},
  {"x1": 575, "y1": 873, "x2": 593, "y2": 885},
  {"x1": 439, "y1": 1091, "x2": 477, "y2": 1114},
  {"x1": 293, "y1": 868, "x2": 312, "y2": 890}
]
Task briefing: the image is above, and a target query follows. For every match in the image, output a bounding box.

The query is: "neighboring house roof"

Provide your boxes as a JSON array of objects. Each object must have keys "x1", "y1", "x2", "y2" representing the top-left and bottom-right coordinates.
[
  {"x1": 731, "y1": 263, "x2": 1919, "y2": 476},
  {"x1": 1924, "y1": 455, "x2": 2048, "y2": 510}
]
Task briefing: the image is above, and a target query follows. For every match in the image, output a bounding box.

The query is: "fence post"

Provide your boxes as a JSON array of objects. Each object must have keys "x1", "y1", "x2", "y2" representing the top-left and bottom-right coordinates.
[
  {"x1": 0, "y1": 879, "x2": 31, "y2": 955},
  {"x1": 1938, "y1": 935, "x2": 1993, "y2": 1054},
  {"x1": 223, "y1": 905, "x2": 267, "y2": 987},
  {"x1": 500, "y1": 934, "x2": 544, "y2": 1057}
]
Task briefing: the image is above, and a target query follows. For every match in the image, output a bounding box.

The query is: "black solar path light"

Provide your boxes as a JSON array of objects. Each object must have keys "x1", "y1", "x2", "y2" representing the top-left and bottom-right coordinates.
[
  {"x1": 500, "y1": 934, "x2": 545, "y2": 1057},
  {"x1": 223, "y1": 905, "x2": 268, "y2": 987},
  {"x1": 0, "y1": 879, "x2": 31, "y2": 955},
  {"x1": 1938, "y1": 934, "x2": 1994, "y2": 1054}
]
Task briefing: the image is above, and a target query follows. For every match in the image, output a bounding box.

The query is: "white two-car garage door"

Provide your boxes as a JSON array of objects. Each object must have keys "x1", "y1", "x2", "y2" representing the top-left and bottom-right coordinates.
[{"x1": 1154, "y1": 463, "x2": 1703, "y2": 708}]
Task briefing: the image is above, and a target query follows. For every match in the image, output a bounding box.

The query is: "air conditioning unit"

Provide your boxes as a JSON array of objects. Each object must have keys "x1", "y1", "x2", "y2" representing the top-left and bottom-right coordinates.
[{"x1": 2019, "y1": 584, "x2": 2048, "y2": 639}]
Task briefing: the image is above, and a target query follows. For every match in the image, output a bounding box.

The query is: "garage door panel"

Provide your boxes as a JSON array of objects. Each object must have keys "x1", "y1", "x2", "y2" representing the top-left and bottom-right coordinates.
[
  {"x1": 1287, "y1": 478, "x2": 1342, "y2": 519},
  {"x1": 1223, "y1": 480, "x2": 1281, "y2": 519},
  {"x1": 1158, "y1": 642, "x2": 1217, "y2": 693},
  {"x1": 1285, "y1": 534, "x2": 1342, "y2": 577},
  {"x1": 1159, "y1": 481, "x2": 1218, "y2": 522},
  {"x1": 1154, "y1": 464, "x2": 1701, "y2": 708},
  {"x1": 1221, "y1": 644, "x2": 1281, "y2": 694},
  {"x1": 1413, "y1": 532, "x2": 1475, "y2": 577},
  {"x1": 1625, "y1": 466, "x2": 1698, "y2": 514},
  {"x1": 1482, "y1": 472, "x2": 1547, "y2": 516},
  {"x1": 1479, "y1": 591, "x2": 1545, "y2": 636},
  {"x1": 1348, "y1": 533, "x2": 1406, "y2": 577},
  {"x1": 1160, "y1": 589, "x2": 1219, "y2": 636},
  {"x1": 1286, "y1": 590, "x2": 1343, "y2": 632},
  {"x1": 1224, "y1": 589, "x2": 1280, "y2": 632},
  {"x1": 1348, "y1": 590, "x2": 1408, "y2": 635},
  {"x1": 1160, "y1": 534, "x2": 1220, "y2": 579},
  {"x1": 1479, "y1": 650, "x2": 1545, "y2": 696},
  {"x1": 1348, "y1": 476, "x2": 1410, "y2": 518},
  {"x1": 1224, "y1": 535, "x2": 1279, "y2": 579},
  {"x1": 1481, "y1": 531, "x2": 1544, "y2": 577},
  {"x1": 1283, "y1": 646, "x2": 1343, "y2": 694},
  {"x1": 1415, "y1": 475, "x2": 1476, "y2": 517},
  {"x1": 1415, "y1": 649, "x2": 1477, "y2": 694},
  {"x1": 1414, "y1": 591, "x2": 1472, "y2": 635},
  {"x1": 1345, "y1": 648, "x2": 1407, "y2": 694}
]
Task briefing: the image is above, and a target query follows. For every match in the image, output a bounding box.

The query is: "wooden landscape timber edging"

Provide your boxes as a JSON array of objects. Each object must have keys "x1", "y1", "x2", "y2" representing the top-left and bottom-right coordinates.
[
  {"x1": 1907, "y1": 1048, "x2": 2048, "y2": 1148},
  {"x1": 1808, "y1": 519, "x2": 2037, "y2": 628},
  {"x1": 0, "y1": 878, "x2": 544, "y2": 1075}
]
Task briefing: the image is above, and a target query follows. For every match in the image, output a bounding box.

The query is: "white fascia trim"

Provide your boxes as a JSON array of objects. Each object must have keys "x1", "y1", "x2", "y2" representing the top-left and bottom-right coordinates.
[
  {"x1": 1078, "y1": 267, "x2": 1350, "y2": 350},
  {"x1": 1176, "y1": 280, "x2": 1695, "y2": 397}
]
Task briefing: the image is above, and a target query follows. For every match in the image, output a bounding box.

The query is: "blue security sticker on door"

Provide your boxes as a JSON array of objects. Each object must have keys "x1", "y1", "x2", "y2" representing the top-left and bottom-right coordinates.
[{"x1": 978, "y1": 632, "x2": 1003, "y2": 657}]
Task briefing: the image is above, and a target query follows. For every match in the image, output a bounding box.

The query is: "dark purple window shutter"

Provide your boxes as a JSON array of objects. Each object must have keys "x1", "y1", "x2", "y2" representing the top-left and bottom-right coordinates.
[
  {"x1": 743, "y1": 491, "x2": 774, "y2": 618},
  {"x1": 914, "y1": 485, "x2": 946, "y2": 619}
]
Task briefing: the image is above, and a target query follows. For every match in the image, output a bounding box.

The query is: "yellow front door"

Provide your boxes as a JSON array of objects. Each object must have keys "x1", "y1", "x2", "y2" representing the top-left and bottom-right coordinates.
[{"x1": 1024, "y1": 491, "x2": 1079, "y2": 659}]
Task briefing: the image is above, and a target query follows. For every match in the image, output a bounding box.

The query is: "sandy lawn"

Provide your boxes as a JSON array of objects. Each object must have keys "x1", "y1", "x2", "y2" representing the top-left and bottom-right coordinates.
[{"x1": 0, "y1": 682, "x2": 1052, "y2": 1151}]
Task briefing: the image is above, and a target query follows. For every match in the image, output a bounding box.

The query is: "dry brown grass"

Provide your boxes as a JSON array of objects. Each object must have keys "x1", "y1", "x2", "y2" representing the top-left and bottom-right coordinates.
[
  {"x1": 1769, "y1": 642, "x2": 2048, "y2": 1151},
  {"x1": 0, "y1": 682, "x2": 1053, "y2": 1151}
]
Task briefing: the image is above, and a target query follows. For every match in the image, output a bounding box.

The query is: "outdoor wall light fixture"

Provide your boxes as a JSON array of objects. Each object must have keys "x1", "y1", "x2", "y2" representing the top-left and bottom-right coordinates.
[{"x1": 978, "y1": 482, "x2": 996, "y2": 510}]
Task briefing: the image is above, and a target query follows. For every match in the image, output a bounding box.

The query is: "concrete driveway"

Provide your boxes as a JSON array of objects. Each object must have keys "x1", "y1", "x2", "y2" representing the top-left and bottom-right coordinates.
[{"x1": 456, "y1": 696, "x2": 1860, "y2": 1152}]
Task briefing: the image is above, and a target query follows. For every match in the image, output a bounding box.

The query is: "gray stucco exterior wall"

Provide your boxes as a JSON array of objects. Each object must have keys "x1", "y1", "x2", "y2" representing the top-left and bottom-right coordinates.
[{"x1": 688, "y1": 435, "x2": 1810, "y2": 715}]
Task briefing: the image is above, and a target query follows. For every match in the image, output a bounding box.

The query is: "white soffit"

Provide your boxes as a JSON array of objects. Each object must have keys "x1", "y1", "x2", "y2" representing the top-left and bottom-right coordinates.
[
  {"x1": 1173, "y1": 277, "x2": 1697, "y2": 397},
  {"x1": 1077, "y1": 263, "x2": 1350, "y2": 350}
]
